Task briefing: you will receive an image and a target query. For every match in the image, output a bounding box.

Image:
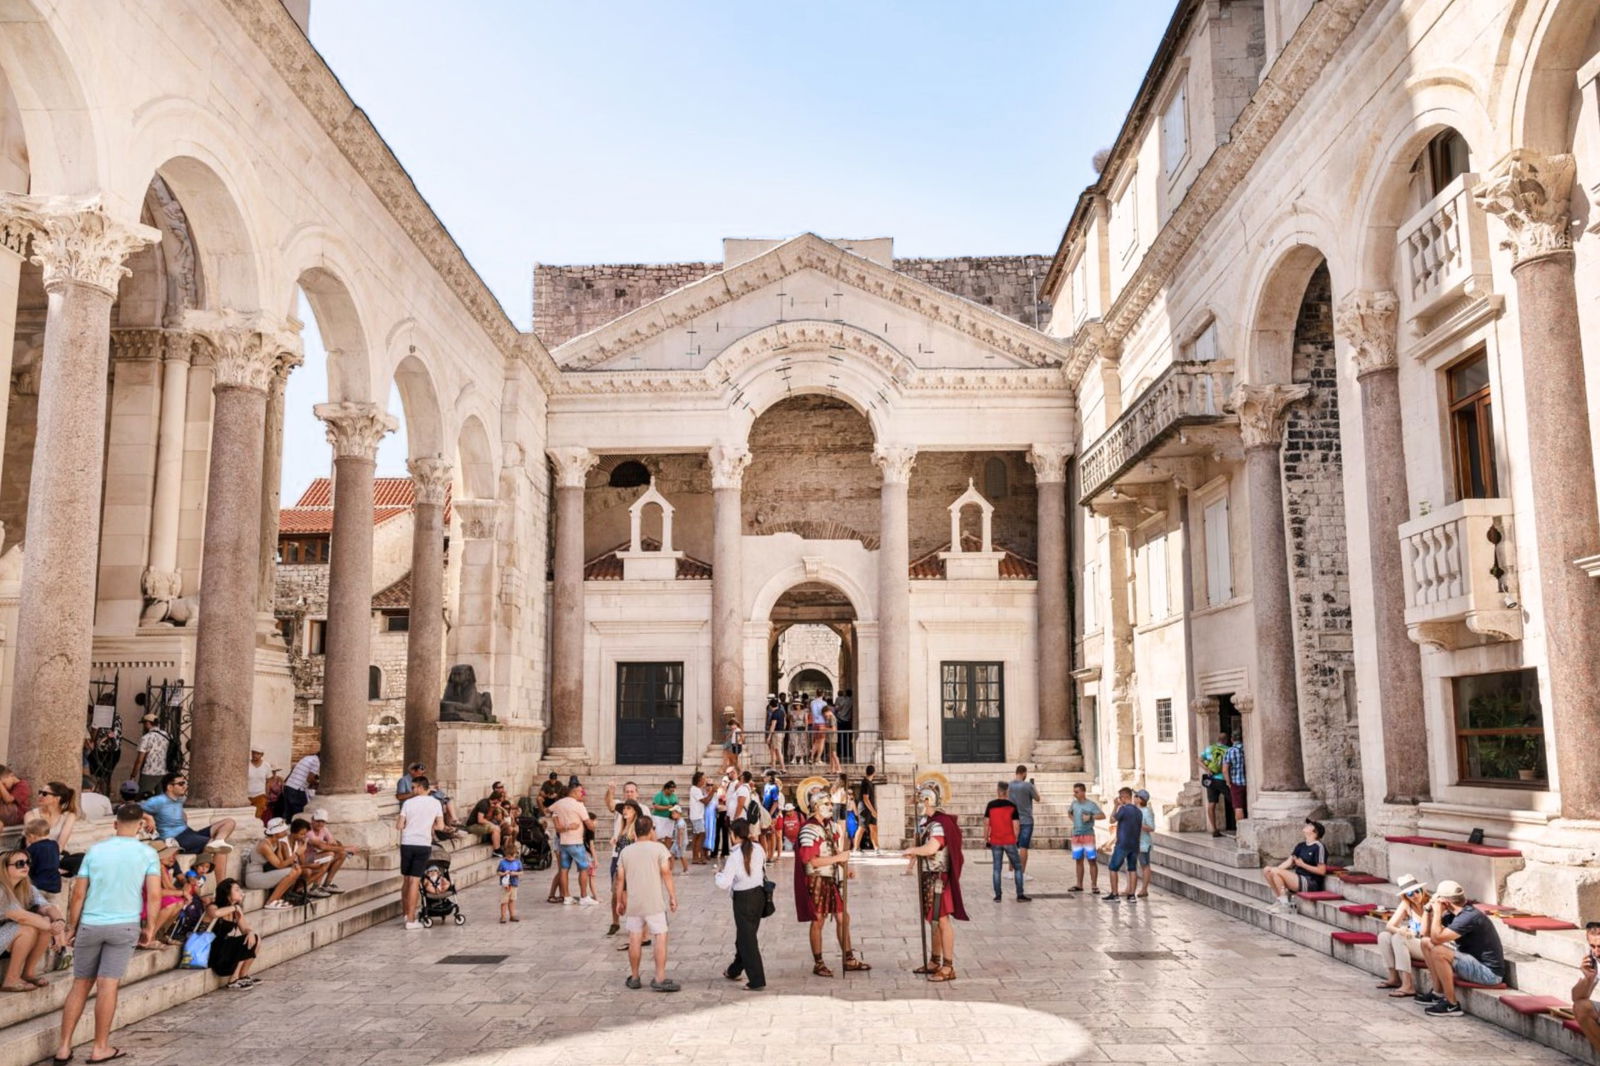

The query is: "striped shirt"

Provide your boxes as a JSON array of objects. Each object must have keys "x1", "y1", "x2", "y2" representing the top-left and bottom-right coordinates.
[
  {"x1": 1222, "y1": 744, "x2": 1246, "y2": 786},
  {"x1": 285, "y1": 755, "x2": 320, "y2": 791}
]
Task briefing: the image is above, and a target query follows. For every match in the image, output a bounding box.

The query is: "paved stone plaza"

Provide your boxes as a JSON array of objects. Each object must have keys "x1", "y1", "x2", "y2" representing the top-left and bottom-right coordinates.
[{"x1": 99, "y1": 854, "x2": 1572, "y2": 1066}]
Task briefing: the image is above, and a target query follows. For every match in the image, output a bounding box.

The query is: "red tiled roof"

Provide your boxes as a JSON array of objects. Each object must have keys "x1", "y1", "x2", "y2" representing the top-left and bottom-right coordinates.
[
  {"x1": 279, "y1": 505, "x2": 409, "y2": 535},
  {"x1": 372, "y1": 572, "x2": 411, "y2": 609},
  {"x1": 909, "y1": 534, "x2": 1038, "y2": 580},
  {"x1": 283, "y1": 477, "x2": 451, "y2": 534},
  {"x1": 583, "y1": 539, "x2": 712, "y2": 581}
]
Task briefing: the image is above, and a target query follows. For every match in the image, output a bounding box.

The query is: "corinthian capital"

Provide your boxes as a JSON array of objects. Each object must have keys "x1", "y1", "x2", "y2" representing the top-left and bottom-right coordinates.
[
  {"x1": 408, "y1": 457, "x2": 453, "y2": 506},
  {"x1": 454, "y1": 497, "x2": 501, "y2": 539},
  {"x1": 1229, "y1": 382, "x2": 1310, "y2": 448},
  {"x1": 1473, "y1": 149, "x2": 1577, "y2": 267},
  {"x1": 708, "y1": 443, "x2": 752, "y2": 490},
  {"x1": 872, "y1": 443, "x2": 918, "y2": 485},
  {"x1": 183, "y1": 309, "x2": 301, "y2": 392},
  {"x1": 0, "y1": 194, "x2": 159, "y2": 296},
  {"x1": 1333, "y1": 290, "x2": 1399, "y2": 377},
  {"x1": 1027, "y1": 443, "x2": 1073, "y2": 484},
  {"x1": 548, "y1": 447, "x2": 598, "y2": 489},
  {"x1": 314, "y1": 401, "x2": 397, "y2": 461},
  {"x1": 109, "y1": 328, "x2": 167, "y2": 364}
]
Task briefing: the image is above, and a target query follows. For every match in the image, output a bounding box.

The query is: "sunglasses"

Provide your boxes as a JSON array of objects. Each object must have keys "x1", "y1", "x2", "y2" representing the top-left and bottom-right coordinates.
[
  {"x1": 172, "y1": 780, "x2": 188, "y2": 786},
  {"x1": 7, "y1": 859, "x2": 29, "y2": 869}
]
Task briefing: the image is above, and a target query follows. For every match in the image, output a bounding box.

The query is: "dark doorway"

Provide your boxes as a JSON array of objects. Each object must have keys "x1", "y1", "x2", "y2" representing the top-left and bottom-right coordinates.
[
  {"x1": 941, "y1": 661, "x2": 1005, "y2": 762},
  {"x1": 616, "y1": 662, "x2": 683, "y2": 765}
]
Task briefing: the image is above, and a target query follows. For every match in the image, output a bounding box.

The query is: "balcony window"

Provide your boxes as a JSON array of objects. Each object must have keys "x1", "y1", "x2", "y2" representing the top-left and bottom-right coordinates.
[
  {"x1": 1448, "y1": 350, "x2": 1498, "y2": 500},
  {"x1": 1424, "y1": 129, "x2": 1470, "y2": 198},
  {"x1": 1453, "y1": 668, "x2": 1545, "y2": 787},
  {"x1": 1184, "y1": 321, "x2": 1218, "y2": 363}
]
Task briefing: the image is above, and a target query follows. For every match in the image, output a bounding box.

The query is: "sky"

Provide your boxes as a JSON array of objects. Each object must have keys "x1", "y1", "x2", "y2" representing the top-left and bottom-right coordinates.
[{"x1": 280, "y1": 0, "x2": 1175, "y2": 499}]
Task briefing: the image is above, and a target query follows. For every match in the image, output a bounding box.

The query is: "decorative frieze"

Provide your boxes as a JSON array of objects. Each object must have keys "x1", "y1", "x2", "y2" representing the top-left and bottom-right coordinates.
[
  {"x1": 314, "y1": 400, "x2": 396, "y2": 461},
  {"x1": 1229, "y1": 382, "x2": 1311, "y2": 449},
  {"x1": 110, "y1": 328, "x2": 167, "y2": 364},
  {"x1": 1333, "y1": 290, "x2": 1399, "y2": 377},
  {"x1": 0, "y1": 194, "x2": 159, "y2": 296},
  {"x1": 408, "y1": 457, "x2": 453, "y2": 506},
  {"x1": 1474, "y1": 149, "x2": 1578, "y2": 267},
  {"x1": 707, "y1": 443, "x2": 752, "y2": 491},
  {"x1": 547, "y1": 447, "x2": 598, "y2": 489},
  {"x1": 871, "y1": 443, "x2": 918, "y2": 485}
]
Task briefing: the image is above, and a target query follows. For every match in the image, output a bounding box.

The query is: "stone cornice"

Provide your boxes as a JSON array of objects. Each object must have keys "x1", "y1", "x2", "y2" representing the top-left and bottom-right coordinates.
[
  {"x1": 218, "y1": 0, "x2": 557, "y2": 390},
  {"x1": 1062, "y1": 0, "x2": 1375, "y2": 383},
  {"x1": 550, "y1": 233, "x2": 1071, "y2": 374}
]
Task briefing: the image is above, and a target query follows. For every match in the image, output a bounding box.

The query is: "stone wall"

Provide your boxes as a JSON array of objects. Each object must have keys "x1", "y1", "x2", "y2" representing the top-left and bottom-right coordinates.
[
  {"x1": 1283, "y1": 263, "x2": 1361, "y2": 820},
  {"x1": 743, "y1": 396, "x2": 882, "y2": 546},
  {"x1": 534, "y1": 254, "x2": 1052, "y2": 348}
]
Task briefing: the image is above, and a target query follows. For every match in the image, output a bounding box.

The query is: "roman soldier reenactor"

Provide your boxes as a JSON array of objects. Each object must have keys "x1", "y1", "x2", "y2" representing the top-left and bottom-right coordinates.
[
  {"x1": 905, "y1": 770, "x2": 967, "y2": 981},
  {"x1": 793, "y1": 775, "x2": 870, "y2": 977}
]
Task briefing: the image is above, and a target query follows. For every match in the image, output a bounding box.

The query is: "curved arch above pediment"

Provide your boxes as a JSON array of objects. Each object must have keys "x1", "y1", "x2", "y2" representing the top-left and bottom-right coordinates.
[{"x1": 707, "y1": 319, "x2": 910, "y2": 384}]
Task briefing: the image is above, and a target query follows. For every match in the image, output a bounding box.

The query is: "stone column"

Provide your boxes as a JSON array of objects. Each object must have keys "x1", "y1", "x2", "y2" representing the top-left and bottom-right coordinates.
[
  {"x1": 404, "y1": 457, "x2": 451, "y2": 769},
  {"x1": 255, "y1": 349, "x2": 302, "y2": 631},
  {"x1": 1477, "y1": 151, "x2": 1600, "y2": 821},
  {"x1": 872, "y1": 443, "x2": 916, "y2": 754},
  {"x1": 143, "y1": 331, "x2": 194, "y2": 616},
  {"x1": 314, "y1": 402, "x2": 396, "y2": 796},
  {"x1": 1100, "y1": 503, "x2": 1140, "y2": 780},
  {"x1": 709, "y1": 443, "x2": 752, "y2": 731},
  {"x1": 99, "y1": 329, "x2": 165, "y2": 632},
  {"x1": 547, "y1": 448, "x2": 597, "y2": 756},
  {"x1": 0, "y1": 196, "x2": 156, "y2": 789},
  {"x1": 1334, "y1": 290, "x2": 1429, "y2": 804},
  {"x1": 187, "y1": 311, "x2": 298, "y2": 807},
  {"x1": 1028, "y1": 443, "x2": 1077, "y2": 764},
  {"x1": 1230, "y1": 383, "x2": 1313, "y2": 808}
]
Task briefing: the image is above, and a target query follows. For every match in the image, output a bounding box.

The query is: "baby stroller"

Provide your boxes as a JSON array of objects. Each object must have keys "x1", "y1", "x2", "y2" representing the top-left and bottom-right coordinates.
[
  {"x1": 418, "y1": 851, "x2": 466, "y2": 928},
  {"x1": 518, "y1": 814, "x2": 552, "y2": 871}
]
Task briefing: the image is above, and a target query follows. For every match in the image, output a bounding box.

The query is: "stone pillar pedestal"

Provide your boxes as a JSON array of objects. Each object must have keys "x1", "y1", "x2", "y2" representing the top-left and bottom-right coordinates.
[
  {"x1": 1029, "y1": 444, "x2": 1078, "y2": 768},
  {"x1": 316, "y1": 792, "x2": 399, "y2": 869},
  {"x1": 0, "y1": 196, "x2": 157, "y2": 789},
  {"x1": 315, "y1": 402, "x2": 396, "y2": 796},
  {"x1": 1352, "y1": 801, "x2": 1424, "y2": 879},
  {"x1": 547, "y1": 448, "x2": 597, "y2": 759},
  {"x1": 1505, "y1": 820, "x2": 1600, "y2": 919},
  {"x1": 404, "y1": 458, "x2": 451, "y2": 770},
  {"x1": 709, "y1": 444, "x2": 751, "y2": 728},
  {"x1": 872, "y1": 444, "x2": 916, "y2": 747}
]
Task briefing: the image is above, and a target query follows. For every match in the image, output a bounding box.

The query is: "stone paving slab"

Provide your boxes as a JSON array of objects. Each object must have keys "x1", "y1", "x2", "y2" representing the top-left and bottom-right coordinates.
[{"x1": 88, "y1": 854, "x2": 1578, "y2": 1066}]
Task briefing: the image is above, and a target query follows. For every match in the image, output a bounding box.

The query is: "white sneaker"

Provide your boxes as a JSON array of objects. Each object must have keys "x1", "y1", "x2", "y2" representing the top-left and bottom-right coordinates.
[
  {"x1": 562, "y1": 897, "x2": 579, "y2": 906},
  {"x1": 578, "y1": 897, "x2": 600, "y2": 907},
  {"x1": 404, "y1": 921, "x2": 424, "y2": 930},
  {"x1": 205, "y1": 840, "x2": 233, "y2": 852}
]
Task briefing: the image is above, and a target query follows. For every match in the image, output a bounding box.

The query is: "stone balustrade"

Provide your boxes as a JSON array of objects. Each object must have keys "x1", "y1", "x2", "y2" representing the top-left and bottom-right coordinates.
[
  {"x1": 1398, "y1": 172, "x2": 1494, "y2": 328},
  {"x1": 1078, "y1": 360, "x2": 1234, "y2": 501},
  {"x1": 1399, "y1": 497, "x2": 1521, "y2": 649}
]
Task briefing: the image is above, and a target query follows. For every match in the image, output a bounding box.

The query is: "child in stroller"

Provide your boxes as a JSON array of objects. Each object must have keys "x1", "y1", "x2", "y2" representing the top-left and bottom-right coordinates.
[
  {"x1": 417, "y1": 852, "x2": 465, "y2": 927},
  {"x1": 518, "y1": 813, "x2": 552, "y2": 871}
]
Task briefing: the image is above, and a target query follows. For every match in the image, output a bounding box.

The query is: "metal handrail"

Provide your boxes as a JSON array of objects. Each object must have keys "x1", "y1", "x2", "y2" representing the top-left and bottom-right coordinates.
[{"x1": 737, "y1": 728, "x2": 885, "y2": 772}]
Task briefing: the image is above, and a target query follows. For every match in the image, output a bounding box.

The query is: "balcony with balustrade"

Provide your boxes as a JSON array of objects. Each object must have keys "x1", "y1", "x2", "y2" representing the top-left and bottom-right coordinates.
[
  {"x1": 1398, "y1": 498, "x2": 1521, "y2": 650},
  {"x1": 1078, "y1": 360, "x2": 1236, "y2": 503},
  {"x1": 1397, "y1": 172, "x2": 1497, "y2": 336}
]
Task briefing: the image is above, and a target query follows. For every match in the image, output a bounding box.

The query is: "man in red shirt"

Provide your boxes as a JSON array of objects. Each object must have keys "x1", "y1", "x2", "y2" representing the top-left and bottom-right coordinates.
[{"x1": 984, "y1": 782, "x2": 1028, "y2": 902}]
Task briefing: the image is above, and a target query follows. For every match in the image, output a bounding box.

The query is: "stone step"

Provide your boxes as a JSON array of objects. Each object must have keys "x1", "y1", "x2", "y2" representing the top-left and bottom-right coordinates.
[
  {"x1": 1150, "y1": 830, "x2": 1261, "y2": 868},
  {"x1": 0, "y1": 841, "x2": 497, "y2": 1066}
]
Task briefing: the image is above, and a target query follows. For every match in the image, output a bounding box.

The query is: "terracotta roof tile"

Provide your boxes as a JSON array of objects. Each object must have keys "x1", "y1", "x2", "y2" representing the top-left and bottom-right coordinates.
[
  {"x1": 372, "y1": 572, "x2": 411, "y2": 609},
  {"x1": 278, "y1": 505, "x2": 409, "y2": 535},
  {"x1": 908, "y1": 534, "x2": 1038, "y2": 580},
  {"x1": 283, "y1": 477, "x2": 451, "y2": 534},
  {"x1": 583, "y1": 539, "x2": 712, "y2": 581}
]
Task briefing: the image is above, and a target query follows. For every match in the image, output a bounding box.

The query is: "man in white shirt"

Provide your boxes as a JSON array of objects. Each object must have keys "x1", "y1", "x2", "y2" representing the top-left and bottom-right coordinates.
[
  {"x1": 246, "y1": 750, "x2": 269, "y2": 820},
  {"x1": 131, "y1": 714, "x2": 170, "y2": 797},
  {"x1": 396, "y1": 775, "x2": 445, "y2": 930},
  {"x1": 282, "y1": 752, "x2": 319, "y2": 819}
]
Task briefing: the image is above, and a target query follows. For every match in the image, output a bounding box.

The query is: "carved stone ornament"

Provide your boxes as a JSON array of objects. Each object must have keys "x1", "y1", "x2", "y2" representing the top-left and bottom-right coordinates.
[
  {"x1": 1027, "y1": 443, "x2": 1073, "y2": 484},
  {"x1": 0, "y1": 193, "x2": 159, "y2": 296},
  {"x1": 871, "y1": 442, "x2": 918, "y2": 485},
  {"x1": 141, "y1": 567, "x2": 183, "y2": 602},
  {"x1": 408, "y1": 456, "x2": 453, "y2": 506},
  {"x1": 1229, "y1": 382, "x2": 1311, "y2": 448},
  {"x1": 271, "y1": 346, "x2": 304, "y2": 388},
  {"x1": 708, "y1": 443, "x2": 752, "y2": 490},
  {"x1": 1473, "y1": 149, "x2": 1578, "y2": 267},
  {"x1": 183, "y1": 309, "x2": 302, "y2": 393},
  {"x1": 110, "y1": 328, "x2": 167, "y2": 364},
  {"x1": 314, "y1": 400, "x2": 397, "y2": 460},
  {"x1": 454, "y1": 498, "x2": 500, "y2": 540},
  {"x1": 548, "y1": 447, "x2": 598, "y2": 489},
  {"x1": 1073, "y1": 319, "x2": 1120, "y2": 368},
  {"x1": 1333, "y1": 290, "x2": 1399, "y2": 377},
  {"x1": 439, "y1": 663, "x2": 496, "y2": 724}
]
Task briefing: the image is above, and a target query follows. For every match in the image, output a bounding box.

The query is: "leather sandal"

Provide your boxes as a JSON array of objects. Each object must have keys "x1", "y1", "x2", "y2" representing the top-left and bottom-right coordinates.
[
  {"x1": 843, "y1": 951, "x2": 871, "y2": 972},
  {"x1": 812, "y1": 959, "x2": 834, "y2": 977},
  {"x1": 912, "y1": 955, "x2": 942, "y2": 975},
  {"x1": 928, "y1": 964, "x2": 956, "y2": 982}
]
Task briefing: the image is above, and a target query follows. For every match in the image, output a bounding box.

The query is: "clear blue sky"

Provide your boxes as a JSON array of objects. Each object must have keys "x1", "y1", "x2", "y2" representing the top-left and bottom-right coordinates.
[{"x1": 281, "y1": 0, "x2": 1174, "y2": 497}]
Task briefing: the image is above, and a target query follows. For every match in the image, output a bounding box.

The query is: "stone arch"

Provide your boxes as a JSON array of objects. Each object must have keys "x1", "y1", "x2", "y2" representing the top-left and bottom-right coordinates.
[
  {"x1": 0, "y1": 2, "x2": 100, "y2": 193},
  {"x1": 785, "y1": 664, "x2": 837, "y2": 697},
  {"x1": 1500, "y1": 0, "x2": 1599, "y2": 154},
  {"x1": 296, "y1": 265, "x2": 372, "y2": 403},
  {"x1": 388, "y1": 351, "x2": 445, "y2": 460},
  {"x1": 456, "y1": 414, "x2": 496, "y2": 498},
  {"x1": 1244, "y1": 242, "x2": 1339, "y2": 385},
  {"x1": 751, "y1": 570, "x2": 874, "y2": 624},
  {"x1": 1351, "y1": 74, "x2": 1497, "y2": 293}
]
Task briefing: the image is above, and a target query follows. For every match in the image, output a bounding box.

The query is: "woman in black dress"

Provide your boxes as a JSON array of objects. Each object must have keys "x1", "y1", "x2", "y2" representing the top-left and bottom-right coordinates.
[{"x1": 204, "y1": 878, "x2": 259, "y2": 990}]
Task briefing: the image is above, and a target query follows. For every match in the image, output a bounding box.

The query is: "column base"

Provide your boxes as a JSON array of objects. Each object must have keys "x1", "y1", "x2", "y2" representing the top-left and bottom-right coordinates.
[
  {"x1": 1504, "y1": 819, "x2": 1600, "y2": 917},
  {"x1": 1163, "y1": 777, "x2": 1211, "y2": 833},
  {"x1": 1236, "y1": 790, "x2": 1354, "y2": 859},
  {"x1": 1028, "y1": 738, "x2": 1084, "y2": 771},
  {"x1": 315, "y1": 792, "x2": 399, "y2": 867},
  {"x1": 1351, "y1": 802, "x2": 1423, "y2": 880}
]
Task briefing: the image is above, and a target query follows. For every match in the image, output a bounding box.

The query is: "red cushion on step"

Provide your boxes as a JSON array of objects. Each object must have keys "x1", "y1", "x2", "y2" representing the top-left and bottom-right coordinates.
[
  {"x1": 1297, "y1": 891, "x2": 1346, "y2": 901},
  {"x1": 1501, "y1": 994, "x2": 1568, "y2": 1015},
  {"x1": 1331, "y1": 931, "x2": 1378, "y2": 945},
  {"x1": 1385, "y1": 835, "x2": 1443, "y2": 846},
  {"x1": 1339, "y1": 903, "x2": 1378, "y2": 915},
  {"x1": 1457, "y1": 979, "x2": 1508, "y2": 990},
  {"x1": 1442, "y1": 842, "x2": 1524, "y2": 858},
  {"x1": 1504, "y1": 916, "x2": 1579, "y2": 933},
  {"x1": 1336, "y1": 873, "x2": 1387, "y2": 885}
]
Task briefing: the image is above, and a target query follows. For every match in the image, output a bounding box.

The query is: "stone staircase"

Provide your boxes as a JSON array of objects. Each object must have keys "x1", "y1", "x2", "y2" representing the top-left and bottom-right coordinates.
[
  {"x1": 900, "y1": 770, "x2": 1086, "y2": 850},
  {"x1": 1148, "y1": 830, "x2": 1599, "y2": 1064},
  {"x1": 0, "y1": 835, "x2": 498, "y2": 1066}
]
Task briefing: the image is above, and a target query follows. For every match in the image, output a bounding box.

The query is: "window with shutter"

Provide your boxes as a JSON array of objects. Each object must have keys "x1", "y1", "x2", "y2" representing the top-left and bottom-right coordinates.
[{"x1": 1203, "y1": 497, "x2": 1232, "y2": 605}]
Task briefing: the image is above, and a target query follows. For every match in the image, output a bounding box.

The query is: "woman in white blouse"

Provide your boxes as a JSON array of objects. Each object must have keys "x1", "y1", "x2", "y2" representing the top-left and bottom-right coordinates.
[{"x1": 714, "y1": 817, "x2": 767, "y2": 991}]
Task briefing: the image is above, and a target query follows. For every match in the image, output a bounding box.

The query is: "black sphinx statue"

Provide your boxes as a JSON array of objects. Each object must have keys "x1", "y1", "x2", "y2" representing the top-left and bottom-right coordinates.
[{"x1": 440, "y1": 664, "x2": 497, "y2": 724}]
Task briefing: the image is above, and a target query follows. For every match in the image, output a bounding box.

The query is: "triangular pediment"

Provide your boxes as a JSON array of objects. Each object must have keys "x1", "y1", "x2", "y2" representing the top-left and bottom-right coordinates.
[{"x1": 549, "y1": 234, "x2": 1069, "y2": 374}]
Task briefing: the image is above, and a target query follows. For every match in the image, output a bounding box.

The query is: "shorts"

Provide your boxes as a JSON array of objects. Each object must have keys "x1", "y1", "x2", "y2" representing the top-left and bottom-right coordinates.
[
  {"x1": 244, "y1": 865, "x2": 296, "y2": 891},
  {"x1": 623, "y1": 912, "x2": 668, "y2": 935},
  {"x1": 653, "y1": 816, "x2": 674, "y2": 841},
  {"x1": 1070, "y1": 834, "x2": 1097, "y2": 860},
  {"x1": 859, "y1": 809, "x2": 876, "y2": 827},
  {"x1": 1137, "y1": 847, "x2": 1152, "y2": 868},
  {"x1": 175, "y1": 826, "x2": 216, "y2": 854},
  {"x1": 1017, "y1": 819, "x2": 1034, "y2": 850},
  {"x1": 73, "y1": 921, "x2": 139, "y2": 980},
  {"x1": 1204, "y1": 776, "x2": 1230, "y2": 802},
  {"x1": 1295, "y1": 873, "x2": 1324, "y2": 893},
  {"x1": 691, "y1": 817, "x2": 704, "y2": 835},
  {"x1": 1451, "y1": 949, "x2": 1503, "y2": 986},
  {"x1": 558, "y1": 843, "x2": 591, "y2": 871},
  {"x1": 399, "y1": 844, "x2": 432, "y2": 878},
  {"x1": 1108, "y1": 844, "x2": 1137, "y2": 872},
  {"x1": 466, "y1": 823, "x2": 494, "y2": 839},
  {"x1": 1228, "y1": 784, "x2": 1247, "y2": 814}
]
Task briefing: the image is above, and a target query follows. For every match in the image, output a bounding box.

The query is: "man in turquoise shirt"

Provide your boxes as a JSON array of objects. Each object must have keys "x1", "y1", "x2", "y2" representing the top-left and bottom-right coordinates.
[{"x1": 56, "y1": 803, "x2": 160, "y2": 1065}]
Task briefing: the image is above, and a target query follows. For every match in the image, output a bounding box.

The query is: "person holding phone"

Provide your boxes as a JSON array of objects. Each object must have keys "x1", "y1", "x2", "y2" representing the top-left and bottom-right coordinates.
[{"x1": 1570, "y1": 921, "x2": 1600, "y2": 1052}]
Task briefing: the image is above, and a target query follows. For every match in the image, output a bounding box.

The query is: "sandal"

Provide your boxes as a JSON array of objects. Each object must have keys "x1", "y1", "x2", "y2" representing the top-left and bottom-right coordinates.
[
  {"x1": 21, "y1": 976, "x2": 48, "y2": 989},
  {"x1": 843, "y1": 951, "x2": 871, "y2": 972},
  {"x1": 1389, "y1": 989, "x2": 1415, "y2": 998},
  {"x1": 87, "y1": 1052, "x2": 127, "y2": 1064},
  {"x1": 928, "y1": 964, "x2": 956, "y2": 982},
  {"x1": 912, "y1": 955, "x2": 942, "y2": 975},
  {"x1": 812, "y1": 959, "x2": 834, "y2": 978},
  {"x1": 1376, "y1": 981, "x2": 1401, "y2": 989},
  {"x1": 0, "y1": 983, "x2": 31, "y2": 992}
]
